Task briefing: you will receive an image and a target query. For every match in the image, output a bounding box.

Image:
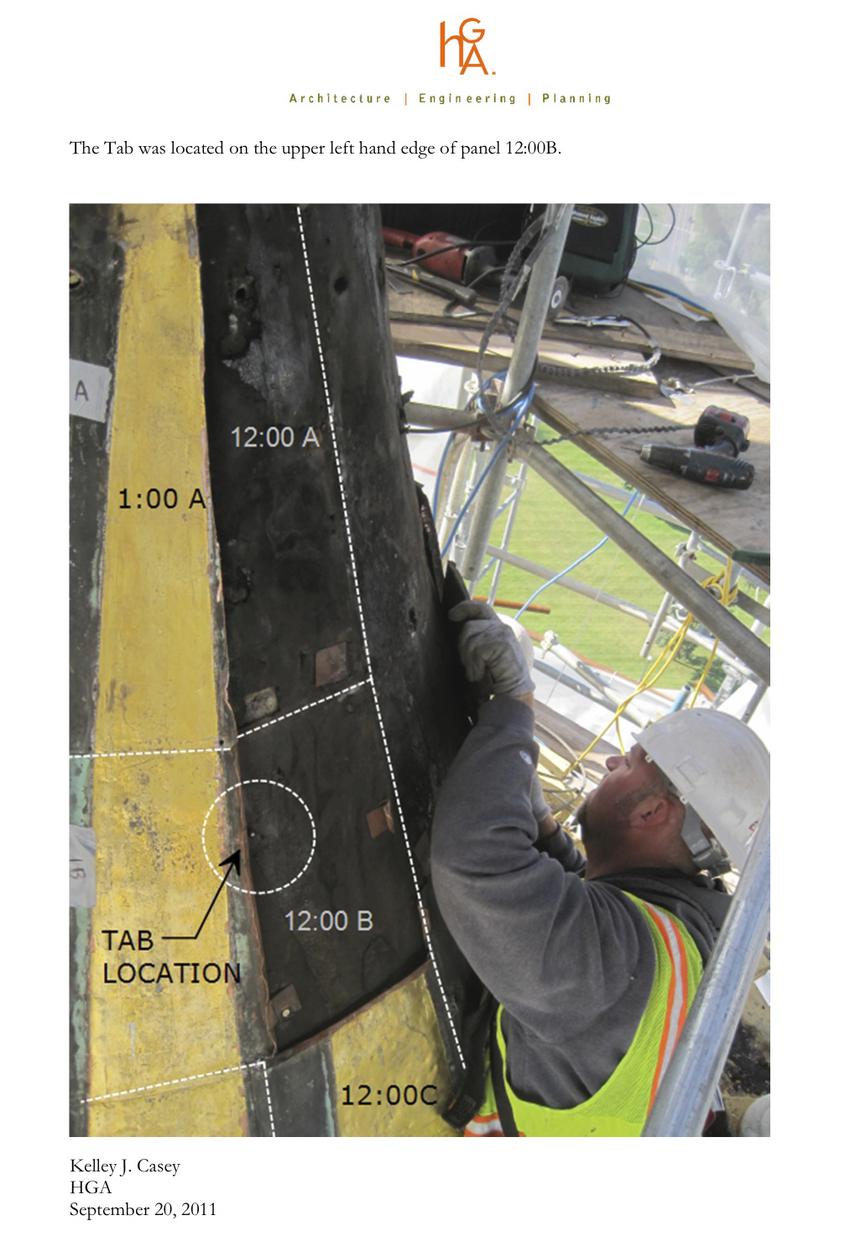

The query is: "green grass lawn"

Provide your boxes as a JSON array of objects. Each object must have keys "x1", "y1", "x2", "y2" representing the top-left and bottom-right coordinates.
[{"x1": 483, "y1": 436, "x2": 768, "y2": 695}]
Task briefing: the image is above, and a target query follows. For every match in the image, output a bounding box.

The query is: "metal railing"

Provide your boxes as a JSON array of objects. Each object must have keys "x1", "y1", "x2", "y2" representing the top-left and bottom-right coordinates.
[{"x1": 642, "y1": 803, "x2": 770, "y2": 1136}]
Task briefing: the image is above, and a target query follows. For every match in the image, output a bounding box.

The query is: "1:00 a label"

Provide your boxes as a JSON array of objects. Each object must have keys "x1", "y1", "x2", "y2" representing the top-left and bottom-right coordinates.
[
  {"x1": 119, "y1": 487, "x2": 207, "y2": 510},
  {"x1": 231, "y1": 425, "x2": 320, "y2": 448}
]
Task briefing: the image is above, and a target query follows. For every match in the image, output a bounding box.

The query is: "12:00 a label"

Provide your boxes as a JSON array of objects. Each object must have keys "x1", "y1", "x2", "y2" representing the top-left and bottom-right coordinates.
[{"x1": 231, "y1": 425, "x2": 320, "y2": 448}]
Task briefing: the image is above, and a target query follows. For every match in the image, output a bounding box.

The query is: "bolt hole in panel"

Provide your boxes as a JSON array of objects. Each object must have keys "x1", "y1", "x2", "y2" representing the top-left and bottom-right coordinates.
[{"x1": 197, "y1": 206, "x2": 478, "y2": 1060}]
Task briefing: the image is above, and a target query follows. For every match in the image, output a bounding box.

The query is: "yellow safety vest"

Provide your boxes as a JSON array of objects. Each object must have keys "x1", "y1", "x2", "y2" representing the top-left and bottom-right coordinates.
[{"x1": 464, "y1": 894, "x2": 704, "y2": 1137}]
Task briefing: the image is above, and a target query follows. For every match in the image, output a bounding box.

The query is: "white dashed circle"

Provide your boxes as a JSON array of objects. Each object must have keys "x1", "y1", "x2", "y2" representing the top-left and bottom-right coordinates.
[{"x1": 200, "y1": 778, "x2": 317, "y2": 895}]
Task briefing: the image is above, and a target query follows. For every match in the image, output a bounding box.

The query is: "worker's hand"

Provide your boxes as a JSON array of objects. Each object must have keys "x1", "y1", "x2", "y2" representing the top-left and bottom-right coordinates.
[{"x1": 449, "y1": 601, "x2": 534, "y2": 700}]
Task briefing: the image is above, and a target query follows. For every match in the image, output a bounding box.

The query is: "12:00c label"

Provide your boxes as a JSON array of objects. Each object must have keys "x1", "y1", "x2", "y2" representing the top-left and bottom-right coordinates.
[{"x1": 341, "y1": 1084, "x2": 437, "y2": 1107}]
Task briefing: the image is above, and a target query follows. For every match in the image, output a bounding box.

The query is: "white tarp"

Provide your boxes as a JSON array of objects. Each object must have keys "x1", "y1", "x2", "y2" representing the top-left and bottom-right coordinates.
[{"x1": 631, "y1": 204, "x2": 770, "y2": 382}]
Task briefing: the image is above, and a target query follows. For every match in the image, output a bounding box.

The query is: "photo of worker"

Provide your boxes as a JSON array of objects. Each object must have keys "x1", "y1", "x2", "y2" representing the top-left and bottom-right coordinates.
[{"x1": 70, "y1": 203, "x2": 770, "y2": 1137}]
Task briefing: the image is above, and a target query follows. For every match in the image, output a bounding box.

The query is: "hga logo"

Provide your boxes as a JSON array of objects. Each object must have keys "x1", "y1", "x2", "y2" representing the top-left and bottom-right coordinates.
[{"x1": 440, "y1": 17, "x2": 490, "y2": 74}]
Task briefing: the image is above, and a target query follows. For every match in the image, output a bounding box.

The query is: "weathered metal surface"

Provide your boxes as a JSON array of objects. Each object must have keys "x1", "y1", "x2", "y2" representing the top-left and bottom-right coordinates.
[
  {"x1": 243, "y1": 687, "x2": 279, "y2": 723},
  {"x1": 196, "y1": 205, "x2": 478, "y2": 1069},
  {"x1": 262, "y1": 1043, "x2": 337, "y2": 1137},
  {"x1": 70, "y1": 206, "x2": 122, "y2": 759},
  {"x1": 70, "y1": 205, "x2": 123, "y2": 1133},
  {"x1": 330, "y1": 967, "x2": 459, "y2": 1136},
  {"x1": 89, "y1": 1072, "x2": 253, "y2": 1139},
  {"x1": 84, "y1": 205, "x2": 267, "y2": 1135},
  {"x1": 260, "y1": 967, "x2": 459, "y2": 1136},
  {"x1": 270, "y1": 983, "x2": 303, "y2": 1021},
  {"x1": 72, "y1": 204, "x2": 484, "y2": 1134}
]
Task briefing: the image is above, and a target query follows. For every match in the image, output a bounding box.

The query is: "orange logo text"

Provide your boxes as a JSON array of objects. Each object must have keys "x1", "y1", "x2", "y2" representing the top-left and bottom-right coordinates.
[{"x1": 440, "y1": 18, "x2": 490, "y2": 74}]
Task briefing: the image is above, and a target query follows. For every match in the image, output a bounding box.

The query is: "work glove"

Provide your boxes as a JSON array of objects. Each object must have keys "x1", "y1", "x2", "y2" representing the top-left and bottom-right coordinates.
[{"x1": 449, "y1": 601, "x2": 534, "y2": 700}]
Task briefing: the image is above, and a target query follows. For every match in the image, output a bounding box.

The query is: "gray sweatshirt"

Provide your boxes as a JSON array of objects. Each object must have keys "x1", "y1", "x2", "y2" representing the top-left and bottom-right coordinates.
[{"x1": 431, "y1": 695, "x2": 730, "y2": 1109}]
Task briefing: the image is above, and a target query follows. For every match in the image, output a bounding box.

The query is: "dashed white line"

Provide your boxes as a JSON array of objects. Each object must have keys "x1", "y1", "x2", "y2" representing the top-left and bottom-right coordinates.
[
  {"x1": 296, "y1": 205, "x2": 465, "y2": 1070},
  {"x1": 261, "y1": 1060, "x2": 277, "y2": 1137},
  {"x1": 199, "y1": 778, "x2": 317, "y2": 895},
  {"x1": 83, "y1": 1060, "x2": 266, "y2": 1104},
  {"x1": 236, "y1": 681, "x2": 367, "y2": 740},
  {"x1": 70, "y1": 744, "x2": 228, "y2": 761},
  {"x1": 69, "y1": 682, "x2": 366, "y2": 760}
]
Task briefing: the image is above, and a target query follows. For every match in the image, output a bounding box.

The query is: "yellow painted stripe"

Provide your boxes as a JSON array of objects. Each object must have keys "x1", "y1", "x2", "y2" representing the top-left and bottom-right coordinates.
[
  {"x1": 88, "y1": 205, "x2": 247, "y2": 1136},
  {"x1": 332, "y1": 970, "x2": 459, "y2": 1136}
]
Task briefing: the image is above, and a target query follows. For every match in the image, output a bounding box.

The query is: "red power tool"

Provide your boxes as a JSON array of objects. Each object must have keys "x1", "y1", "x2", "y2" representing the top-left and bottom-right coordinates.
[
  {"x1": 640, "y1": 406, "x2": 755, "y2": 489},
  {"x1": 382, "y1": 227, "x2": 499, "y2": 285}
]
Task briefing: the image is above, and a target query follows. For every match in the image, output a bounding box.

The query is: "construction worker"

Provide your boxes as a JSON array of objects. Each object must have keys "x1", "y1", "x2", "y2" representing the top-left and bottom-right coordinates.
[{"x1": 431, "y1": 601, "x2": 769, "y2": 1136}]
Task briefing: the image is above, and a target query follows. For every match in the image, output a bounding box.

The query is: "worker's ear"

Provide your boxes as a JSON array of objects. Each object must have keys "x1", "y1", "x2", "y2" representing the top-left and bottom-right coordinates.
[{"x1": 628, "y1": 791, "x2": 675, "y2": 829}]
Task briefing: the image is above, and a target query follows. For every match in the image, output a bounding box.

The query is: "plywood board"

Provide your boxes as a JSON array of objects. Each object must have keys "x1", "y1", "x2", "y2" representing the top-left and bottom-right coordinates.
[
  {"x1": 389, "y1": 287, "x2": 770, "y2": 580},
  {"x1": 534, "y1": 378, "x2": 770, "y2": 579},
  {"x1": 388, "y1": 277, "x2": 754, "y2": 371}
]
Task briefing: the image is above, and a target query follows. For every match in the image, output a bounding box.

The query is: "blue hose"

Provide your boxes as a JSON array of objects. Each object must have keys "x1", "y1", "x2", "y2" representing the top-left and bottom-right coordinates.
[
  {"x1": 514, "y1": 488, "x2": 640, "y2": 619},
  {"x1": 440, "y1": 416, "x2": 523, "y2": 558},
  {"x1": 439, "y1": 378, "x2": 536, "y2": 560}
]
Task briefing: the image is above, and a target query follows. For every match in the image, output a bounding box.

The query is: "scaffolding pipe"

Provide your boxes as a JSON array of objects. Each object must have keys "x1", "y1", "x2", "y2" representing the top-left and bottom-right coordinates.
[
  {"x1": 684, "y1": 562, "x2": 769, "y2": 627},
  {"x1": 485, "y1": 543, "x2": 752, "y2": 675},
  {"x1": 434, "y1": 433, "x2": 469, "y2": 541},
  {"x1": 643, "y1": 803, "x2": 770, "y2": 1136},
  {"x1": 444, "y1": 441, "x2": 488, "y2": 561},
  {"x1": 487, "y1": 544, "x2": 656, "y2": 622},
  {"x1": 520, "y1": 443, "x2": 771, "y2": 685},
  {"x1": 487, "y1": 462, "x2": 529, "y2": 605},
  {"x1": 459, "y1": 204, "x2": 574, "y2": 588},
  {"x1": 741, "y1": 680, "x2": 768, "y2": 724},
  {"x1": 405, "y1": 401, "x2": 477, "y2": 431},
  {"x1": 541, "y1": 643, "x2": 612, "y2": 698},
  {"x1": 750, "y1": 593, "x2": 771, "y2": 638},
  {"x1": 641, "y1": 532, "x2": 699, "y2": 657},
  {"x1": 533, "y1": 658, "x2": 644, "y2": 724},
  {"x1": 550, "y1": 472, "x2": 768, "y2": 595},
  {"x1": 572, "y1": 473, "x2": 680, "y2": 524}
]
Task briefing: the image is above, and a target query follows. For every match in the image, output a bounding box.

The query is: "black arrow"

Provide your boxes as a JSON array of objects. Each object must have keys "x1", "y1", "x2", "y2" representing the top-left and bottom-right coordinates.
[{"x1": 162, "y1": 850, "x2": 242, "y2": 941}]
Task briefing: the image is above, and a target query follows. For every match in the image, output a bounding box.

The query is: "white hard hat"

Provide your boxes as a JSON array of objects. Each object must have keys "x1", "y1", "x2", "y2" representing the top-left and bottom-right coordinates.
[
  {"x1": 739, "y1": 1094, "x2": 770, "y2": 1137},
  {"x1": 636, "y1": 708, "x2": 769, "y2": 873}
]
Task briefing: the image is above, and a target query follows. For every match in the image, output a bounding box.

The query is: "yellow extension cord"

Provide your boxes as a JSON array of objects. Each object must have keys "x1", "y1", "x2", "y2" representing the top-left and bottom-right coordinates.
[{"x1": 560, "y1": 558, "x2": 738, "y2": 777}]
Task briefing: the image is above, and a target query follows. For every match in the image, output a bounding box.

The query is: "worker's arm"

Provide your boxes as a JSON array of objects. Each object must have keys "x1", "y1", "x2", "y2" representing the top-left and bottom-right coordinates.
[{"x1": 432, "y1": 606, "x2": 650, "y2": 1042}]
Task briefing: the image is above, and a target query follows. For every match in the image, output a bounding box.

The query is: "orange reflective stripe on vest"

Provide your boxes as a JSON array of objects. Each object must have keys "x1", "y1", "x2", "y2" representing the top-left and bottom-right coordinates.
[{"x1": 644, "y1": 901, "x2": 692, "y2": 1106}]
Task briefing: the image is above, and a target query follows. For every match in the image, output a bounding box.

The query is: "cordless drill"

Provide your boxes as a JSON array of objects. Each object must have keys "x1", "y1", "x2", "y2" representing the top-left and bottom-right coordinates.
[{"x1": 639, "y1": 406, "x2": 755, "y2": 489}]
